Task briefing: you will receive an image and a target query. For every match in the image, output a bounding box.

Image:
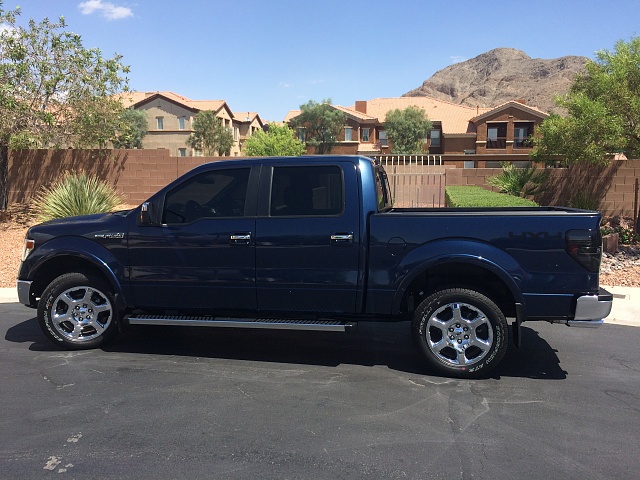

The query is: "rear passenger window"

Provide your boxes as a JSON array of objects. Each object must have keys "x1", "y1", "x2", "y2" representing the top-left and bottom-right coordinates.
[{"x1": 270, "y1": 166, "x2": 343, "y2": 217}]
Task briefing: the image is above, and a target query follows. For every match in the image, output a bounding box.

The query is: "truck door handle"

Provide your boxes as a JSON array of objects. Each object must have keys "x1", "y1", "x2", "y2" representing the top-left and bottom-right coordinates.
[
  {"x1": 331, "y1": 233, "x2": 353, "y2": 243},
  {"x1": 230, "y1": 233, "x2": 251, "y2": 245}
]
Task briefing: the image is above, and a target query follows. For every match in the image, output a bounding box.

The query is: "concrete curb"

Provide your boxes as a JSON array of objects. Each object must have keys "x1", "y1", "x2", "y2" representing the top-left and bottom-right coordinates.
[{"x1": 1, "y1": 286, "x2": 638, "y2": 327}]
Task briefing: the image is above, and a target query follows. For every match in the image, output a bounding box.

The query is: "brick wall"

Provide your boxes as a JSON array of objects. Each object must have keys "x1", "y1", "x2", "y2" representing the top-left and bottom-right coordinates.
[
  {"x1": 7, "y1": 150, "x2": 640, "y2": 217},
  {"x1": 447, "y1": 159, "x2": 640, "y2": 216},
  {"x1": 7, "y1": 149, "x2": 232, "y2": 206}
]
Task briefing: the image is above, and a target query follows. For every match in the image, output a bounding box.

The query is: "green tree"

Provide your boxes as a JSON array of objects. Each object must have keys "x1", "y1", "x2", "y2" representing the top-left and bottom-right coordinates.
[
  {"x1": 244, "y1": 123, "x2": 305, "y2": 156},
  {"x1": 0, "y1": 4, "x2": 129, "y2": 207},
  {"x1": 290, "y1": 99, "x2": 345, "y2": 154},
  {"x1": 530, "y1": 36, "x2": 640, "y2": 165},
  {"x1": 186, "y1": 110, "x2": 234, "y2": 156},
  {"x1": 384, "y1": 106, "x2": 432, "y2": 154},
  {"x1": 113, "y1": 108, "x2": 148, "y2": 149}
]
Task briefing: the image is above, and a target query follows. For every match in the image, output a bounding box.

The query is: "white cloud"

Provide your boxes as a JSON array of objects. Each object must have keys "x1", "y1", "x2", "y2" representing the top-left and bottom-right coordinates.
[
  {"x1": 279, "y1": 82, "x2": 292, "y2": 88},
  {"x1": 78, "y1": 1, "x2": 133, "y2": 20}
]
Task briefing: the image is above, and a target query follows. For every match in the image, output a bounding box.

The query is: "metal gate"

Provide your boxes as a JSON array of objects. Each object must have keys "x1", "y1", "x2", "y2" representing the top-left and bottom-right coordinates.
[{"x1": 375, "y1": 156, "x2": 446, "y2": 208}]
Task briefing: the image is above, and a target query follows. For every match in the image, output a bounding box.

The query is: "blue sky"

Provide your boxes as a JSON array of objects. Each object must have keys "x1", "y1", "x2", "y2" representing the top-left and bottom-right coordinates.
[{"x1": 8, "y1": 0, "x2": 640, "y2": 121}]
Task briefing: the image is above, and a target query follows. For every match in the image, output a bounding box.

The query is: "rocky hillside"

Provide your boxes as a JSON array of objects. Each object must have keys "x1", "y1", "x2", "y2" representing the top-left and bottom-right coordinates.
[{"x1": 404, "y1": 48, "x2": 589, "y2": 114}]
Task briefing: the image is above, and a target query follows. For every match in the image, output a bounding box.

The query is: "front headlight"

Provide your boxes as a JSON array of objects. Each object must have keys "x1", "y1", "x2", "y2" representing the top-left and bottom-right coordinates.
[{"x1": 21, "y1": 238, "x2": 35, "y2": 262}]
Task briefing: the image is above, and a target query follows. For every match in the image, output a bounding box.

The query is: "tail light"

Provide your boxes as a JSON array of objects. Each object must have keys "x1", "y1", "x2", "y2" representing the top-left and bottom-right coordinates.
[{"x1": 566, "y1": 229, "x2": 602, "y2": 272}]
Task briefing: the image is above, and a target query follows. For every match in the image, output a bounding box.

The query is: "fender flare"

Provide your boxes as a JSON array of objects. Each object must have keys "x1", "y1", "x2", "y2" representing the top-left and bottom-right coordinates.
[
  {"x1": 27, "y1": 236, "x2": 127, "y2": 301},
  {"x1": 391, "y1": 239, "x2": 526, "y2": 315}
]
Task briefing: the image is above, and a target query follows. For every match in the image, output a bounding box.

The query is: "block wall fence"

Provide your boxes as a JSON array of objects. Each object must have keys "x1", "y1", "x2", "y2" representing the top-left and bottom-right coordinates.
[{"x1": 7, "y1": 149, "x2": 640, "y2": 217}]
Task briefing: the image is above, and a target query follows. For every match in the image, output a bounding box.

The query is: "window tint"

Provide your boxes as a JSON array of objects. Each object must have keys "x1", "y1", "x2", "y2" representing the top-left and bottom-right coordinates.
[
  {"x1": 270, "y1": 166, "x2": 343, "y2": 217},
  {"x1": 163, "y1": 168, "x2": 250, "y2": 224},
  {"x1": 375, "y1": 166, "x2": 393, "y2": 211}
]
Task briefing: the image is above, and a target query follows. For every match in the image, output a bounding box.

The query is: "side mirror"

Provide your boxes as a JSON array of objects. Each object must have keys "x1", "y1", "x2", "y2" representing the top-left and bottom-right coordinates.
[{"x1": 139, "y1": 201, "x2": 157, "y2": 226}]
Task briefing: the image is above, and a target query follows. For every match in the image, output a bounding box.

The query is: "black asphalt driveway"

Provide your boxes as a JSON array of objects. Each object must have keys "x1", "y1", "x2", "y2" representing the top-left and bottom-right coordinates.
[{"x1": 2, "y1": 302, "x2": 639, "y2": 479}]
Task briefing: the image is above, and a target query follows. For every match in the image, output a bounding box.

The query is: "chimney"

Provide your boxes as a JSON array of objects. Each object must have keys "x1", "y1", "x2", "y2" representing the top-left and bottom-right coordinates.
[{"x1": 355, "y1": 101, "x2": 367, "y2": 114}]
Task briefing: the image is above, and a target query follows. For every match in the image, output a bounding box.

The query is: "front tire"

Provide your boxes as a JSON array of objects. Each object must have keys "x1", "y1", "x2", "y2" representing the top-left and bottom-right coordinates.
[
  {"x1": 38, "y1": 273, "x2": 119, "y2": 350},
  {"x1": 412, "y1": 288, "x2": 509, "y2": 378}
]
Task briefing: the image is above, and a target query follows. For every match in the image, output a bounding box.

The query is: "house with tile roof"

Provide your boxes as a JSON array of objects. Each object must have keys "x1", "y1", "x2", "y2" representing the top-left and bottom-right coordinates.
[
  {"x1": 118, "y1": 91, "x2": 264, "y2": 157},
  {"x1": 286, "y1": 97, "x2": 549, "y2": 167}
]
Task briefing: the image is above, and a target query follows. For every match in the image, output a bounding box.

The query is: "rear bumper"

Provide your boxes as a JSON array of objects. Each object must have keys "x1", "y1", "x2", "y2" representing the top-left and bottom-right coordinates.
[{"x1": 567, "y1": 287, "x2": 613, "y2": 328}]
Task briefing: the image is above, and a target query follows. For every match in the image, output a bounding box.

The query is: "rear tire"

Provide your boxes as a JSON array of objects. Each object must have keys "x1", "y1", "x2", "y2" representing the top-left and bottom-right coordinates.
[
  {"x1": 412, "y1": 288, "x2": 509, "y2": 378},
  {"x1": 38, "y1": 272, "x2": 119, "y2": 350}
]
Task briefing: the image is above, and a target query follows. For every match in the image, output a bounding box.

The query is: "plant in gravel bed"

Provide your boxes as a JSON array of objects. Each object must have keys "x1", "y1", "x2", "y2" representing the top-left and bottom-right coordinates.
[
  {"x1": 601, "y1": 216, "x2": 640, "y2": 245},
  {"x1": 34, "y1": 173, "x2": 123, "y2": 221}
]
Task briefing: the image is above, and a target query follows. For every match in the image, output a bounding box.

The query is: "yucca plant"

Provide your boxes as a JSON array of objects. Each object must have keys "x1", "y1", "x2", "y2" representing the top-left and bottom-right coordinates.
[
  {"x1": 487, "y1": 162, "x2": 549, "y2": 198},
  {"x1": 34, "y1": 172, "x2": 123, "y2": 221}
]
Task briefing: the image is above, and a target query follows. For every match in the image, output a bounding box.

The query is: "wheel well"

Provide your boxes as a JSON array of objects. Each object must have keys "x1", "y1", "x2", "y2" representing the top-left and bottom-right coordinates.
[
  {"x1": 31, "y1": 255, "x2": 114, "y2": 301},
  {"x1": 401, "y1": 262, "x2": 517, "y2": 317}
]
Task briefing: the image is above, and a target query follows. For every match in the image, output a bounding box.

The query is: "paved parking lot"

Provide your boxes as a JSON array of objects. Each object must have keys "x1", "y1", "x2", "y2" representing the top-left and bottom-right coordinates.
[{"x1": 1, "y1": 297, "x2": 640, "y2": 479}]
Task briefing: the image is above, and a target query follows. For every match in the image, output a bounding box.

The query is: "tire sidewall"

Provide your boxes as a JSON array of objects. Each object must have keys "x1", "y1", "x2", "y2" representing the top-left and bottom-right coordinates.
[
  {"x1": 38, "y1": 272, "x2": 118, "y2": 350},
  {"x1": 413, "y1": 289, "x2": 508, "y2": 378}
]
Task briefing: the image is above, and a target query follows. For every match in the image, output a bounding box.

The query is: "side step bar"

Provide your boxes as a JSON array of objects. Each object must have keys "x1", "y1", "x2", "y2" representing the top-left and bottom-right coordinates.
[{"x1": 126, "y1": 314, "x2": 356, "y2": 332}]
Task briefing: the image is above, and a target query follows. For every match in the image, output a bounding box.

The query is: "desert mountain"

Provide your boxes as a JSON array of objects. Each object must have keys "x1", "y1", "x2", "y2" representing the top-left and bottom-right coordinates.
[{"x1": 403, "y1": 48, "x2": 589, "y2": 114}]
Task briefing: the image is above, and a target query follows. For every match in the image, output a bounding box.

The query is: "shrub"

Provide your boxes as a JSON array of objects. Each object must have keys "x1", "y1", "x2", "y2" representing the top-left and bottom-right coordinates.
[
  {"x1": 34, "y1": 173, "x2": 123, "y2": 221},
  {"x1": 569, "y1": 190, "x2": 602, "y2": 211},
  {"x1": 487, "y1": 162, "x2": 548, "y2": 198},
  {"x1": 446, "y1": 186, "x2": 539, "y2": 207}
]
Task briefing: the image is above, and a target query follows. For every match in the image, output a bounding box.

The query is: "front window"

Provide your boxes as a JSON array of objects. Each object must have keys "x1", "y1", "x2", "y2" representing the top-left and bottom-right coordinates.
[
  {"x1": 234, "y1": 127, "x2": 239, "y2": 141},
  {"x1": 156, "y1": 117, "x2": 164, "y2": 130},
  {"x1": 298, "y1": 128, "x2": 306, "y2": 142},
  {"x1": 178, "y1": 117, "x2": 185, "y2": 130},
  {"x1": 345, "y1": 127, "x2": 352, "y2": 142},
  {"x1": 163, "y1": 168, "x2": 250, "y2": 223},
  {"x1": 487, "y1": 123, "x2": 507, "y2": 148},
  {"x1": 514, "y1": 122, "x2": 534, "y2": 148},
  {"x1": 429, "y1": 129, "x2": 441, "y2": 147},
  {"x1": 361, "y1": 128, "x2": 370, "y2": 142},
  {"x1": 379, "y1": 130, "x2": 388, "y2": 146},
  {"x1": 178, "y1": 148, "x2": 186, "y2": 157}
]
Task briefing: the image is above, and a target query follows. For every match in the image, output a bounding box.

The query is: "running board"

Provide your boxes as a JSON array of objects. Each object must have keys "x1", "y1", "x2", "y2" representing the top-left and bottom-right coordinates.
[{"x1": 126, "y1": 314, "x2": 356, "y2": 332}]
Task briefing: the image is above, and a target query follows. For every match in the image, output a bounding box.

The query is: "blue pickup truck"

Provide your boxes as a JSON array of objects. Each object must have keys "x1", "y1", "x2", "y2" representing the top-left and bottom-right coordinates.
[{"x1": 17, "y1": 155, "x2": 612, "y2": 378}]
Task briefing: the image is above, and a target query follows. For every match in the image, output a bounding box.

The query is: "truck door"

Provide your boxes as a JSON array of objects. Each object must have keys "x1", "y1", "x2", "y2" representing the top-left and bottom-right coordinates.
[
  {"x1": 255, "y1": 162, "x2": 361, "y2": 314},
  {"x1": 128, "y1": 166, "x2": 258, "y2": 312}
]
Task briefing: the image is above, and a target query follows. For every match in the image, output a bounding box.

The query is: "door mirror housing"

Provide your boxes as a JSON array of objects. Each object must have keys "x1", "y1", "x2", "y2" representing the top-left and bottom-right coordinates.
[{"x1": 139, "y1": 202, "x2": 158, "y2": 226}]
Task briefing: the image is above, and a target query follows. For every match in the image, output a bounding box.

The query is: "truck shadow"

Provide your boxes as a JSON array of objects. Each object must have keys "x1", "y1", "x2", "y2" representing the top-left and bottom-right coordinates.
[{"x1": 7, "y1": 317, "x2": 566, "y2": 379}]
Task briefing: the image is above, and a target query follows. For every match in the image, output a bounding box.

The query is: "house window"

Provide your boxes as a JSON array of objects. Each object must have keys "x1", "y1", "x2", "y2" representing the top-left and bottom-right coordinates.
[
  {"x1": 178, "y1": 148, "x2": 186, "y2": 157},
  {"x1": 514, "y1": 122, "x2": 534, "y2": 148},
  {"x1": 345, "y1": 127, "x2": 352, "y2": 142},
  {"x1": 156, "y1": 117, "x2": 164, "y2": 130},
  {"x1": 430, "y1": 129, "x2": 441, "y2": 147},
  {"x1": 234, "y1": 127, "x2": 238, "y2": 141},
  {"x1": 379, "y1": 130, "x2": 388, "y2": 146},
  {"x1": 178, "y1": 117, "x2": 185, "y2": 130},
  {"x1": 361, "y1": 128, "x2": 370, "y2": 142},
  {"x1": 298, "y1": 128, "x2": 306, "y2": 142},
  {"x1": 487, "y1": 123, "x2": 507, "y2": 148}
]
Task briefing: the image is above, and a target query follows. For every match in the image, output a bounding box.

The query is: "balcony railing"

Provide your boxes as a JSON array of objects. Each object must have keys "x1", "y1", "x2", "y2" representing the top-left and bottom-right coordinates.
[{"x1": 486, "y1": 138, "x2": 506, "y2": 149}]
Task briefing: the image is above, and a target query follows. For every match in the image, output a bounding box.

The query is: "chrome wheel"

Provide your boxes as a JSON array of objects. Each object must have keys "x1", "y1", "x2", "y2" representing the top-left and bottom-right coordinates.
[
  {"x1": 425, "y1": 301, "x2": 492, "y2": 366},
  {"x1": 412, "y1": 288, "x2": 509, "y2": 378},
  {"x1": 38, "y1": 273, "x2": 119, "y2": 349},
  {"x1": 50, "y1": 285, "x2": 113, "y2": 342}
]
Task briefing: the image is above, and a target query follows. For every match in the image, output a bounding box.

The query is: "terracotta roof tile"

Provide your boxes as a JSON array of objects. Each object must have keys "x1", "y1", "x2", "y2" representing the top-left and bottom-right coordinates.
[{"x1": 351, "y1": 97, "x2": 491, "y2": 134}]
